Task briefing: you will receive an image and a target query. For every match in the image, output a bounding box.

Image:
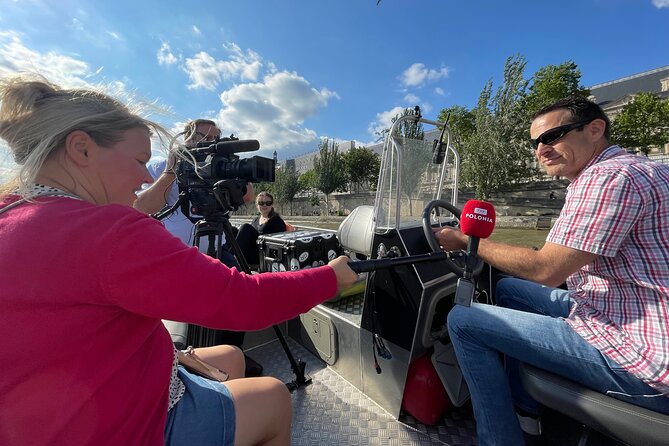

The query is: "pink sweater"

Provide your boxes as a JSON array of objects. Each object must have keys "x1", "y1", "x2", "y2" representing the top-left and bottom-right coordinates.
[{"x1": 0, "y1": 195, "x2": 337, "y2": 445}]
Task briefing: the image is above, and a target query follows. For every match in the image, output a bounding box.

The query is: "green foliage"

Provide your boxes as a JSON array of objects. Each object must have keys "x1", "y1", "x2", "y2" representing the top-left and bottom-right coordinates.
[
  {"x1": 434, "y1": 58, "x2": 594, "y2": 199},
  {"x1": 297, "y1": 169, "x2": 322, "y2": 211},
  {"x1": 313, "y1": 139, "x2": 348, "y2": 195},
  {"x1": 298, "y1": 169, "x2": 316, "y2": 191},
  {"x1": 272, "y1": 165, "x2": 301, "y2": 215},
  {"x1": 394, "y1": 107, "x2": 424, "y2": 140},
  {"x1": 253, "y1": 181, "x2": 274, "y2": 196},
  {"x1": 341, "y1": 146, "x2": 380, "y2": 191},
  {"x1": 461, "y1": 55, "x2": 538, "y2": 199},
  {"x1": 313, "y1": 139, "x2": 348, "y2": 214},
  {"x1": 611, "y1": 92, "x2": 669, "y2": 155},
  {"x1": 437, "y1": 105, "x2": 475, "y2": 148},
  {"x1": 387, "y1": 108, "x2": 430, "y2": 215},
  {"x1": 525, "y1": 61, "x2": 590, "y2": 118}
]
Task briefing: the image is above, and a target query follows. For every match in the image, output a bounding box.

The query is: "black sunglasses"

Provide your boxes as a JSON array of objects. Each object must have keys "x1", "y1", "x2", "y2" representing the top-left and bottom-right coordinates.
[
  {"x1": 530, "y1": 120, "x2": 593, "y2": 149},
  {"x1": 257, "y1": 200, "x2": 273, "y2": 206}
]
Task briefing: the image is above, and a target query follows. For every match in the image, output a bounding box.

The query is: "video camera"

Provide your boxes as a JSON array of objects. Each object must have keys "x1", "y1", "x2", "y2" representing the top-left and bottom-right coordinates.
[{"x1": 175, "y1": 136, "x2": 275, "y2": 218}]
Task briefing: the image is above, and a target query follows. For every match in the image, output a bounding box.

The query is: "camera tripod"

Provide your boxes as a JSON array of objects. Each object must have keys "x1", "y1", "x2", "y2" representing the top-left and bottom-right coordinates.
[{"x1": 189, "y1": 210, "x2": 312, "y2": 392}]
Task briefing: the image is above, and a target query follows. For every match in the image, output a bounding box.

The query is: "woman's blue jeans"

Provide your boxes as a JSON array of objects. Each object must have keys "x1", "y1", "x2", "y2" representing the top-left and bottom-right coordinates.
[{"x1": 447, "y1": 277, "x2": 669, "y2": 446}]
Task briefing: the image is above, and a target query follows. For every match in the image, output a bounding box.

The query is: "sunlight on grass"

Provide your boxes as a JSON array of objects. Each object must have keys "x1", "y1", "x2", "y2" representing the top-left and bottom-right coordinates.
[
  {"x1": 490, "y1": 228, "x2": 549, "y2": 249},
  {"x1": 298, "y1": 220, "x2": 550, "y2": 250}
]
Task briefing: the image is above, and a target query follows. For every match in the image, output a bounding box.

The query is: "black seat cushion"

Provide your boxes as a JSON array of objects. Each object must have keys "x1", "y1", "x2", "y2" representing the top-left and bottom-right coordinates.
[{"x1": 519, "y1": 363, "x2": 669, "y2": 446}]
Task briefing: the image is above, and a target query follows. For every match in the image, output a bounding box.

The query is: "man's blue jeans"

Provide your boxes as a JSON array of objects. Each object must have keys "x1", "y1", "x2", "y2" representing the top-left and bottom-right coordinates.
[{"x1": 447, "y1": 277, "x2": 669, "y2": 446}]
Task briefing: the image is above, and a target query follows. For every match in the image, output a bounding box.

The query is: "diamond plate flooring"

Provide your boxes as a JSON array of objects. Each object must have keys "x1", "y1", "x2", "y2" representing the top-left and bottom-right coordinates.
[{"x1": 245, "y1": 336, "x2": 478, "y2": 445}]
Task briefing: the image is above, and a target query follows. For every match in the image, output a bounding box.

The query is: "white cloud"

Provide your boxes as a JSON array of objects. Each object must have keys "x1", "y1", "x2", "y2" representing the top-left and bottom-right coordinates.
[
  {"x1": 215, "y1": 71, "x2": 339, "y2": 153},
  {"x1": 0, "y1": 31, "x2": 170, "y2": 126},
  {"x1": 367, "y1": 106, "x2": 405, "y2": 137},
  {"x1": 183, "y1": 44, "x2": 263, "y2": 90},
  {"x1": 434, "y1": 87, "x2": 445, "y2": 96},
  {"x1": 106, "y1": 31, "x2": 123, "y2": 41},
  {"x1": 404, "y1": 93, "x2": 420, "y2": 104},
  {"x1": 652, "y1": 0, "x2": 669, "y2": 8},
  {"x1": 367, "y1": 101, "x2": 435, "y2": 138},
  {"x1": 0, "y1": 31, "x2": 90, "y2": 87},
  {"x1": 192, "y1": 25, "x2": 202, "y2": 36},
  {"x1": 419, "y1": 102, "x2": 433, "y2": 115},
  {"x1": 157, "y1": 42, "x2": 178, "y2": 66},
  {"x1": 70, "y1": 18, "x2": 84, "y2": 32},
  {"x1": 399, "y1": 62, "x2": 450, "y2": 88}
]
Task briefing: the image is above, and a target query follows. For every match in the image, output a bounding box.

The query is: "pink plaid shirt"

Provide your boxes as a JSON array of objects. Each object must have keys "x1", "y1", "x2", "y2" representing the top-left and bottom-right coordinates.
[{"x1": 548, "y1": 145, "x2": 669, "y2": 395}]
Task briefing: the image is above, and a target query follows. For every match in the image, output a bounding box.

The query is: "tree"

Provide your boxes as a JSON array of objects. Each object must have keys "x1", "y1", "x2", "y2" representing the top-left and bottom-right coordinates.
[
  {"x1": 313, "y1": 139, "x2": 348, "y2": 215},
  {"x1": 388, "y1": 108, "x2": 431, "y2": 215},
  {"x1": 272, "y1": 164, "x2": 301, "y2": 215},
  {"x1": 298, "y1": 169, "x2": 320, "y2": 214},
  {"x1": 461, "y1": 55, "x2": 537, "y2": 199},
  {"x1": 298, "y1": 169, "x2": 316, "y2": 192},
  {"x1": 611, "y1": 92, "x2": 669, "y2": 155},
  {"x1": 436, "y1": 105, "x2": 475, "y2": 149},
  {"x1": 252, "y1": 181, "x2": 274, "y2": 196},
  {"x1": 524, "y1": 61, "x2": 590, "y2": 118},
  {"x1": 341, "y1": 146, "x2": 380, "y2": 191}
]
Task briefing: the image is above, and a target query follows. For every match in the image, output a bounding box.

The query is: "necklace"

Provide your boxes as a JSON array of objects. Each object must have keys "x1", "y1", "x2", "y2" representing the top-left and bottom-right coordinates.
[
  {"x1": 0, "y1": 184, "x2": 82, "y2": 215},
  {"x1": 26, "y1": 184, "x2": 82, "y2": 200}
]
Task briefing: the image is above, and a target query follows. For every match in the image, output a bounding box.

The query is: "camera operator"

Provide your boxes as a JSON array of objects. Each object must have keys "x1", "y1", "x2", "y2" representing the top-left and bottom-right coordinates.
[
  {"x1": 135, "y1": 119, "x2": 254, "y2": 268},
  {"x1": 135, "y1": 118, "x2": 261, "y2": 376}
]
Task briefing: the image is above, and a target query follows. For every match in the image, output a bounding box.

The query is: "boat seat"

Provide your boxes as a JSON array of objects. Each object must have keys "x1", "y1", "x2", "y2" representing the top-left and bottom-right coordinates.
[
  {"x1": 162, "y1": 320, "x2": 188, "y2": 350},
  {"x1": 519, "y1": 363, "x2": 669, "y2": 446},
  {"x1": 337, "y1": 205, "x2": 374, "y2": 259}
]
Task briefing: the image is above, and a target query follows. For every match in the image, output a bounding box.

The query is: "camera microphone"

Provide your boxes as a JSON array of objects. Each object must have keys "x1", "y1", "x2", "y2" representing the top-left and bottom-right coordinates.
[
  {"x1": 189, "y1": 139, "x2": 260, "y2": 156},
  {"x1": 213, "y1": 139, "x2": 260, "y2": 155}
]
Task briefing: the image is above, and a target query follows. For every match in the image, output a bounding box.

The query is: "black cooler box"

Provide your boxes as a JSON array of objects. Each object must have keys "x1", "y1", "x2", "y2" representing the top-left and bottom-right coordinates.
[{"x1": 258, "y1": 230, "x2": 341, "y2": 272}]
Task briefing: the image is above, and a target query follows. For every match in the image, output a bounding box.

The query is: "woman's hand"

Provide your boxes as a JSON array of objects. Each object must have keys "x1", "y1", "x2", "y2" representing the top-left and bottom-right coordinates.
[{"x1": 328, "y1": 256, "x2": 358, "y2": 291}]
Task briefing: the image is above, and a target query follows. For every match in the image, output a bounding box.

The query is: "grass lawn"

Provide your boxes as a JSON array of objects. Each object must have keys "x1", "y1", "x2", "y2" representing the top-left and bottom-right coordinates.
[
  {"x1": 298, "y1": 220, "x2": 550, "y2": 250},
  {"x1": 490, "y1": 227, "x2": 549, "y2": 249}
]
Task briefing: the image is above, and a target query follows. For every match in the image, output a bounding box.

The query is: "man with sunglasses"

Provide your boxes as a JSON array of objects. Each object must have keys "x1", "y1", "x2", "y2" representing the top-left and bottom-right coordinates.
[{"x1": 435, "y1": 97, "x2": 669, "y2": 445}]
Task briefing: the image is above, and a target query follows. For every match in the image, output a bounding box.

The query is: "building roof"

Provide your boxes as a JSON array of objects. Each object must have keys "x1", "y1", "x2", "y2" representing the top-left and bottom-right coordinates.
[{"x1": 590, "y1": 65, "x2": 669, "y2": 108}]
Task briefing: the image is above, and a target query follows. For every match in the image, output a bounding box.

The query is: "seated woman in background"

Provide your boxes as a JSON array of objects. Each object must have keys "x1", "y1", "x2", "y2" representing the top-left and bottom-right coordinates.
[{"x1": 236, "y1": 191, "x2": 287, "y2": 266}]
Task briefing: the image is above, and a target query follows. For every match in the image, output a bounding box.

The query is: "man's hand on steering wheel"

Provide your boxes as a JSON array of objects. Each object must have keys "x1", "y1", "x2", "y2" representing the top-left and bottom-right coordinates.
[{"x1": 433, "y1": 225, "x2": 467, "y2": 252}]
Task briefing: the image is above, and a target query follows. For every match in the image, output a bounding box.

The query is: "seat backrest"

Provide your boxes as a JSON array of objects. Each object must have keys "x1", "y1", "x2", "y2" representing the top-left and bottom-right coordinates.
[
  {"x1": 162, "y1": 320, "x2": 188, "y2": 350},
  {"x1": 520, "y1": 363, "x2": 669, "y2": 446},
  {"x1": 337, "y1": 205, "x2": 374, "y2": 258}
]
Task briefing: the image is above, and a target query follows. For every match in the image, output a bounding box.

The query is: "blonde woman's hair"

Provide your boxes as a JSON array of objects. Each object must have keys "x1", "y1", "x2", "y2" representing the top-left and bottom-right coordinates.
[{"x1": 0, "y1": 73, "x2": 171, "y2": 196}]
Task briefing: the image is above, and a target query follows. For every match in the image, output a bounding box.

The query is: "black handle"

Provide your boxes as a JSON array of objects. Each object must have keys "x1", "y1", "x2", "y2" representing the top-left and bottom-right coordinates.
[{"x1": 348, "y1": 251, "x2": 449, "y2": 273}]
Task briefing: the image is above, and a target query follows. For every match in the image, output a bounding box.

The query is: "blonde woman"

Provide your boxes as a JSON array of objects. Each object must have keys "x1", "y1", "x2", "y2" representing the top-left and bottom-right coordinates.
[{"x1": 0, "y1": 74, "x2": 357, "y2": 446}]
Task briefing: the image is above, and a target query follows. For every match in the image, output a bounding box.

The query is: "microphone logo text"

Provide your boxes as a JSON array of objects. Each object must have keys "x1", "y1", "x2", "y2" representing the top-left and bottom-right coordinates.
[
  {"x1": 464, "y1": 212, "x2": 494, "y2": 223},
  {"x1": 474, "y1": 207, "x2": 488, "y2": 216}
]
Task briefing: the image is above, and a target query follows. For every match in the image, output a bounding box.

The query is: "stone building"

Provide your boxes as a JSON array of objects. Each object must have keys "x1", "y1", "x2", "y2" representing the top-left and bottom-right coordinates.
[{"x1": 589, "y1": 65, "x2": 669, "y2": 154}]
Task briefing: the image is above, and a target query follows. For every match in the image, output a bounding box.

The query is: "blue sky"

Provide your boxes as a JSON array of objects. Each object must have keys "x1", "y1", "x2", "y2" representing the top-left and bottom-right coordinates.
[{"x1": 0, "y1": 0, "x2": 668, "y2": 171}]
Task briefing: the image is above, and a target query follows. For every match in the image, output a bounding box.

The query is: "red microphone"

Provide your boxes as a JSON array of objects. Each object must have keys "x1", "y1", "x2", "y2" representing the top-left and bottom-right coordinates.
[
  {"x1": 455, "y1": 200, "x2": 496, "y2": 306},
  {"x1": 460, "y1": 199, "x2": 496, "y2": 239}
]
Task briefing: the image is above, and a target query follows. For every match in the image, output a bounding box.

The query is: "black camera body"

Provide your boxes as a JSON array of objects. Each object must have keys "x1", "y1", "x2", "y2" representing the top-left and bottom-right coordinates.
[{"x1": 175, "y1": 137, "x2": 275, "y2": 217}]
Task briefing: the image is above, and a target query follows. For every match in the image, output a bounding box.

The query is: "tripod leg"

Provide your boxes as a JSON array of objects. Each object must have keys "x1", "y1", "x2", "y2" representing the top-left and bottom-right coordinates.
[
  {"x1": 220, "y1": 219, "x2": 312, "y2": 390},
  {"x1": 273, "y1": 325, "x2": 312, "y2": 391}
]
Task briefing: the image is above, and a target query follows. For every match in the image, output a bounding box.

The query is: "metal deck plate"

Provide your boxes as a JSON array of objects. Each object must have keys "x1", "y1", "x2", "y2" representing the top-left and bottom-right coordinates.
[{"x1": 245, "y1": 337, "x2": 478, "y2": 445}]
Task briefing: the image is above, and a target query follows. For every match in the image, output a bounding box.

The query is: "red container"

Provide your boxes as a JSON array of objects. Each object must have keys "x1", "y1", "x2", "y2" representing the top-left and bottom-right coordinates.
[{"x1": 401, "y1": 353, "x2": 451, "y2": 425}]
